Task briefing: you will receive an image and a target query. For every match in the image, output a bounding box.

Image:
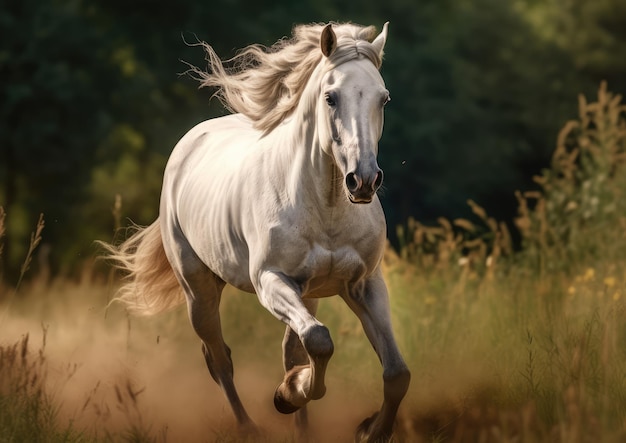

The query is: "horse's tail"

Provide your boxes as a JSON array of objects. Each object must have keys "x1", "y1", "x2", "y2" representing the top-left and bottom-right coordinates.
[{"x1": 100, "y1": 219, "x2": 185, "y2": 316}]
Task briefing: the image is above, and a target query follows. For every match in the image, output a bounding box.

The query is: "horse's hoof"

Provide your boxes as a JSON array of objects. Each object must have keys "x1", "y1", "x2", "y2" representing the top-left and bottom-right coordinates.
[
  {"x1": 355, "y1": 413, "x2": 392, "y2": 443},
  {"x1": 355, "y1": 415, "x2": 375, "y2": 442},
  {"x1": 273, "y1": 387, "x2": 301, "y2": 414}
]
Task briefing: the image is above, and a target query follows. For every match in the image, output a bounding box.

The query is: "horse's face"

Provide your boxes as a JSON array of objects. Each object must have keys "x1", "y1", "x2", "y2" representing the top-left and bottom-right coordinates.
[{"x1": 318, "y1": 24, "x2": 389, "y2": 204}]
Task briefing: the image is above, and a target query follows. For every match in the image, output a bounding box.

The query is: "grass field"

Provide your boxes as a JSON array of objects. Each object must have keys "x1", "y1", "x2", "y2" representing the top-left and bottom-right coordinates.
[{"x1": 1, "y1": 84, "x2": 625, "y2": 442}]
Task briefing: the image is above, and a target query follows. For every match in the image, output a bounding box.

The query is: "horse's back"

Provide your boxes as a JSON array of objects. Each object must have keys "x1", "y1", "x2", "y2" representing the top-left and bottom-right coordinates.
[
  {"x1": 161, "y1": 113, "x2": 259, "y2": 219},
  {"x1": 166, "y1": 114, "x2": 257, "y2": 172}
]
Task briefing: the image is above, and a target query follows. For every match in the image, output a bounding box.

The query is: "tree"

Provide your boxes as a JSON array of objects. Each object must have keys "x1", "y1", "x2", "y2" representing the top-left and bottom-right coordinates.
[{"x1": 0, "y1": 0, "x2": 116, "y2": 274}]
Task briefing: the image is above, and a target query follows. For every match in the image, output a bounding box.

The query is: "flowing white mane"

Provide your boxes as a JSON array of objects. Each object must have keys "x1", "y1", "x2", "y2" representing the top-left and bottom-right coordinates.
[{"x1": 191, "y1": 23, "x2": 384, "y2": 132}]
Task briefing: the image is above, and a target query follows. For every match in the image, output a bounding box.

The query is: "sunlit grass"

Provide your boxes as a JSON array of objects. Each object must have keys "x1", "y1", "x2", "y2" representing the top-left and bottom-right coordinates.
[
  {"x1": 385, "y1": 252, "x2": 626, "y2": 442},
  {"x1": 3, "y1": 255, "x2": 626, "y2": 442}
]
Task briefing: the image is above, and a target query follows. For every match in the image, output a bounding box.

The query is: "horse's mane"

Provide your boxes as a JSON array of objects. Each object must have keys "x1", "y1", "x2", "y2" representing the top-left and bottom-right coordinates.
[{"x1": 190, "y1": 23, "x2": 383, "y2": 133}]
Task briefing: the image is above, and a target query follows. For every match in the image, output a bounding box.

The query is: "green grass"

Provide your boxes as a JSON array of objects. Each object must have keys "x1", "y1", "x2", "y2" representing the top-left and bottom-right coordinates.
[{"x1": 384, "y1": 254, "x2": 626, "y2": 442}]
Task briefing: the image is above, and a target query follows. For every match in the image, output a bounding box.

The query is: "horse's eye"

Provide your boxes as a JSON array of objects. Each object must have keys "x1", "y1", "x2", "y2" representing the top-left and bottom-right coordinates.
[{"x1": 325, "y1": 93, "x2": 337, "y2": 107}]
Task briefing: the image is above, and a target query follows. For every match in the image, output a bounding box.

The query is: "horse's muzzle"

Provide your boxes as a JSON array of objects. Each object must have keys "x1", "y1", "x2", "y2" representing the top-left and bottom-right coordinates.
[{"x1": 345, "y1": 169, "x2": 383, "y2": 204}]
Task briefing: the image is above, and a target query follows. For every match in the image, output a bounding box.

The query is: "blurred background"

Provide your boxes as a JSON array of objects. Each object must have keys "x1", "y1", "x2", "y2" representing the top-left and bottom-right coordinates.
[{"x1": 2, "y1": 0, "x2": 625, "y2": 278}]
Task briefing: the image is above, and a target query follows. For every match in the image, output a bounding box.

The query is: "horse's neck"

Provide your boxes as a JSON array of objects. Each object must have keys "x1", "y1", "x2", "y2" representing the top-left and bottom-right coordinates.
[{"x1": 279, "y1": 111, "x2": 343, "y2": 209}]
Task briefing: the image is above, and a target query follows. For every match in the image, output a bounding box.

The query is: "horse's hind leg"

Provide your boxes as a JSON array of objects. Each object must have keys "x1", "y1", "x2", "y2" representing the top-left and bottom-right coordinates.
[
  {"x1": 188, "y1": 275, "x2": 255, "y2": 428},
  {"x1": 165, "y1": 232, "x2": 255, "y2": 430}
]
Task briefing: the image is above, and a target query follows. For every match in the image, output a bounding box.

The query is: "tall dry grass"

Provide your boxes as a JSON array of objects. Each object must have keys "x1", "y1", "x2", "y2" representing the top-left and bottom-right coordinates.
[
  {"x1": 0, "y1": 332, "x2": 75, "y2": 442},
  {"x1": 386, "y1": 82, "x2": 626, "y2": 442}
]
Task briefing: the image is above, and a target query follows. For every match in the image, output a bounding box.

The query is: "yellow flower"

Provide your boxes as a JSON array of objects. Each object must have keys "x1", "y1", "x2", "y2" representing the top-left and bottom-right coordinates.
[
  {"x1": 568, "y1": 286, "x2": 576, "y2": 296},
  {"x1": 604, "y1": 277, "x2": 617, "y2": 288},
  {"x1": 583, "y1": 268, "x2": 595, "y2": 282},
  {"x1": 613, "y1": 291, "x2": 621, "y2": 301}
]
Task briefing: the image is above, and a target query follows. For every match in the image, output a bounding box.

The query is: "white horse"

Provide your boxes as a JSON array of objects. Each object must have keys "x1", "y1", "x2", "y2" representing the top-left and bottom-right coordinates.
[{"x1": 103, "y1": 22, "x2": 410, "y2": 442}]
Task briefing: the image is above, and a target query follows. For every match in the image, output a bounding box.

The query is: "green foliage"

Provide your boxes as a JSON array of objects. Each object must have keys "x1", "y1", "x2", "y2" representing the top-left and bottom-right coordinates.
[
  {"x1": 515, "y1": 82, "x2": 626, "y2": 271},
  {"x1": 397, "y1": 83, "x2": 626, "y2": 277},
  {"x1": 375, "y1": 0, "x2": 586, "y2": 226},
  {"x1": 2, "y1": 0, "x2": 626, "y2": 279},
  {"x1": 0, "y1": 0, "x2": 116, "y2": 275},
  {"x1": 387, "y1": 83, "x2": 626, "y2": 439},
  {"x1": 516, "y1": 0, "x2": 626, "y2": 81}
]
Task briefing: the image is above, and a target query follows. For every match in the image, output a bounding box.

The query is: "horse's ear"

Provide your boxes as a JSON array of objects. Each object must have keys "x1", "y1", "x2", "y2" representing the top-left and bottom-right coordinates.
[
  {"x1": 320, "y1": 24, "x2": 337, "y2": 58},
  {"x1": 371, "y1": 22, "x2": 389, "y2": 60}
]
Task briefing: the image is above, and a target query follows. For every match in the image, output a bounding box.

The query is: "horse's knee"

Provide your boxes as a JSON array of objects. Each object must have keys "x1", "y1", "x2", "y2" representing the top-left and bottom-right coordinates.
[
  {"x1": 300, "y1": 324, "x2": 334, "y2": 360},
  {"x1": 383, "y1": 364, "x2": 411, "y2": 399}
]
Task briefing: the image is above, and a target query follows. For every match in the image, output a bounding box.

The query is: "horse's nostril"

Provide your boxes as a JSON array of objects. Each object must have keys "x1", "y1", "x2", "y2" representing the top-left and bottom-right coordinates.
[
  {"x1": 373, "y1": 170, "x2": 384, "y2": 190},
  {"x1": 345, "y1": 173, "x2": 359, "y2": 192}
]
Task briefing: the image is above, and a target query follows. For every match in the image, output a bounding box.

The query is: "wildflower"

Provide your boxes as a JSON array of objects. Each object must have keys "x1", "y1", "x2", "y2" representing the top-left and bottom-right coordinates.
[
  {"x1": 565, "y1": 201, "x2": 578, "y2": 212},
  {"x1": 613, "y1": 292, "x2": 621, "y2": 301},
  {"x1": 603, "y1": 277, "x2": 616, "y2": 288},
  {"x1": 568, "y1": 286, "x2": 576, "y2": 296},
  {"x1": 583, "y1": 268, "x2": 595, "y2": 282}
]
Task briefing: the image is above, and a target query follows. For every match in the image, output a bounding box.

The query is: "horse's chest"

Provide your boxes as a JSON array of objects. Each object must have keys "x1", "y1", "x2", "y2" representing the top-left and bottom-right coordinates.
[
  {"x1": 293, "y1": 243, "x2": 371, "y2": 296},
  {"x1": 264, "y1": 212, "x2": 385, "y2": 296}
]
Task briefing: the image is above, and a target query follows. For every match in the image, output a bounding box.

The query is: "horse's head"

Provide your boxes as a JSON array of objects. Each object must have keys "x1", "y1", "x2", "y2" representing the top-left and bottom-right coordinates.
[{"x1": 317, "y1": 23, "x2": 389, "y2": 204}]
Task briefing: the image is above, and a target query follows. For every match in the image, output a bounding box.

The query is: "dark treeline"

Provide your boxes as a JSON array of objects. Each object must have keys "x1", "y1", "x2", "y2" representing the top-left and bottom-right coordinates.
[{"x1": 1, "y1": 0, "x2": 625, "y2": 278}]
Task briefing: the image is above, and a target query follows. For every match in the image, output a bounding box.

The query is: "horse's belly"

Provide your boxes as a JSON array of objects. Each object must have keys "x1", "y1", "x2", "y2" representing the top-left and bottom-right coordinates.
[{"x1": 302, "y1": 278, "x2": 345, "y2": 298}]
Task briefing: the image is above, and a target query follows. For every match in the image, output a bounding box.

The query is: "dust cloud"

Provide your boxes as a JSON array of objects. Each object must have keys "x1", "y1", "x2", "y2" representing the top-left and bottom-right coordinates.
[
  {"x1": 0, "y1": 279, "x2": 381, "y2": 442},
  {"x1": 2, "y1": 275, "x2": 511, "y2": 442}
]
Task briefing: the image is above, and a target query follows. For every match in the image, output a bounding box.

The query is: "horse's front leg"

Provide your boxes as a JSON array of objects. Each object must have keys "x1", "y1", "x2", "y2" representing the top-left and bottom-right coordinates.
[
  {"x1": 342, "y1": 268, "x2": 410, "y2": 443},
  {"x1": 281, "y1": 298, "x2": 319, "y2": 435},
  {"x1": 255, "y1": 271, "x2": 334, "y2": 413}
]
